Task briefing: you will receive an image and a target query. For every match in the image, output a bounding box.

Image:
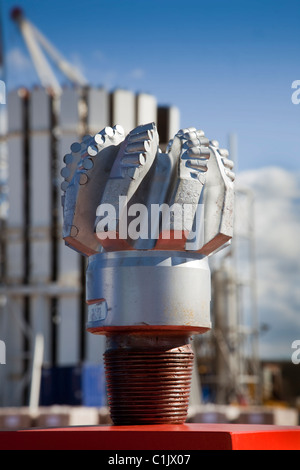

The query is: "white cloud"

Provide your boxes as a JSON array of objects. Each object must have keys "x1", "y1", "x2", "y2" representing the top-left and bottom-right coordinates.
[
  {"x1": 6, "y1": 47, "x2": 32, "y2": 71},
  {"x1": 101, "y1": 70, "x2": 118, "y2": 89},
  {"x1": 92, "y1": 49, "x2": 105, "y2": 62},
  {"x1": 68, "y1": 53, "x2": 88, "y2": 83},
  {"x1": 129, "y1": 68, "x2": 145, "y2": 80},
  {"x1": 6, "y1": 47, "x2": 37, "y2": 90},
  {"x1": 235, "y1": 167, "x2": 300, "y2": 359}
]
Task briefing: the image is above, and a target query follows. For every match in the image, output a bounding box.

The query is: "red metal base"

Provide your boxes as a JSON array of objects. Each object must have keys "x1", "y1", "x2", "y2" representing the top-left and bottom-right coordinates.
[{"x1": 1, "y1": 423, "x2": 300, "y2": 450}]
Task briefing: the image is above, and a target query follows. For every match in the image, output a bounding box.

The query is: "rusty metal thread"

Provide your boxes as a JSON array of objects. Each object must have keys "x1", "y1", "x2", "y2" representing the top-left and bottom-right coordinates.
[{"x1": 104, "y1": 346, "x2": 194, "y2": 425}]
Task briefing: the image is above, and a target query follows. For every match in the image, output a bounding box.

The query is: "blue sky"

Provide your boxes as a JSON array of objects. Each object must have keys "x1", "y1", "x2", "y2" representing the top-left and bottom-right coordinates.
[{"x1": 2, "y1": 0, "x2": 300, "y2": 172}]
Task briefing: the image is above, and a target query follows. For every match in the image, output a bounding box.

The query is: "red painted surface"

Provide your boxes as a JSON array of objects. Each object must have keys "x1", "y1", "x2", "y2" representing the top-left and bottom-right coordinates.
[{"x1": 1, "y1": 423, "x2": 300, "y2": 450}]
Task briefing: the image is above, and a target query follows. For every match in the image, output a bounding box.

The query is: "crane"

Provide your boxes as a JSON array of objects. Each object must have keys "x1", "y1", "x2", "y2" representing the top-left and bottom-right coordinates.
[{"x1": 10, "y1": 7, "x2": 88, "y2": 95}]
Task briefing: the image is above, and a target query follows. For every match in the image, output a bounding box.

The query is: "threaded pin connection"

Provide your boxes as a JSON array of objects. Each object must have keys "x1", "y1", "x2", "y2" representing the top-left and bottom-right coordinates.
[{"x1": 104, "y1": 335, "x2": 194, "y2": 425}]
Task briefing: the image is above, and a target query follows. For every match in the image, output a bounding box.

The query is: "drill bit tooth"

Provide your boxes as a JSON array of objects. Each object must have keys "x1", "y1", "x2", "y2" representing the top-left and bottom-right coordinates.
[
  {"x1": 62, "y1": 125, "x2": 125, "y2": 256},
  {"x1": 70, "y1": 141, "x2": 82, "y2": 153},
  {"x1": 183, "y1": 132, "x2": 209, "y2": 146},
  {"x1": 178, "y1": 128, "x2": 205, "y2": 139},
  {"x1": 218, "y1": 148, "x2": 229, "y2": 157},
  {"x1": 121, "y1": 152, "x2": 147, "y2": 167},
  {"x1": 210, "y1": 139, "x2": 219, "y2": 148},
  {"x1": 125, "y1": 139, "x2": 151, "y2": 153},
  {"x1": 186, "y1": 147, "x2": 211, "y2": 158},
  {"x1": 103, "y1": 126, "x2": 114, "y2": 138},
  {"x1": 222, "y1": 157, "x2": 234, "y2": 170},
  {"x1": 186, "y1": 137, "x2": 210, "y2": 148},
  {"x1": 87, "y1": 143, "x2": 99, "y2": 157},
  {"x1": 82, "y1": 134, "x2": 92, "y2": 142},
  {"x1": 60, "y1": 166, "x2": 71, "y2": 179},
  {"x1": 113, "y1": 124, "x2": 125, "y2": 137},
  {"x1": 94, "y1": 133, "x2": 105, "y2": 145},
  {"x1": 176, "y1": 127, "x2": 196, "y2": 137},
  {"x1": 186, "y1": 159, "x2": 208, "y2": 172},
  {"x1": 79, "y1": 173, "x2": 89, "y2": 185},
  {"x1": 195, "y1": 129, "x2": 205, "y2": 138},
  {"x1": 61, "y1": 180, "x2": 69, "y2": 192},
  {"x1": 128, "y1": 129, "x2": 154, "y2": 143},
  {"x1": 82, "y1": 158, "x2": 94, "y2": 170},
  {"x1": 196, "y1": 136, "x2": 210, "y2": 147},
  {"x1": 63, "y1": 153, "x2": 73, "y2": 164},
  {"x1": 224, "y1": 168, "x2": 235, "y2": 181}
]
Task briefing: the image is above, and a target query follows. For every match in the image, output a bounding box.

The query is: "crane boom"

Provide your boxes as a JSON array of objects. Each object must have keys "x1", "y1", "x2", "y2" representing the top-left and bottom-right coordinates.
[{"x1": 11, "y1": 7, "x2": 88, "y2": 94}]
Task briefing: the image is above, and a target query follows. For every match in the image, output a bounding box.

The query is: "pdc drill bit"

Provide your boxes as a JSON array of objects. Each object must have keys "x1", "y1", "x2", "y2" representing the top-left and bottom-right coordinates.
[{"x1": 61, "y1": 122, "x2": 235, "y2": 425}]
